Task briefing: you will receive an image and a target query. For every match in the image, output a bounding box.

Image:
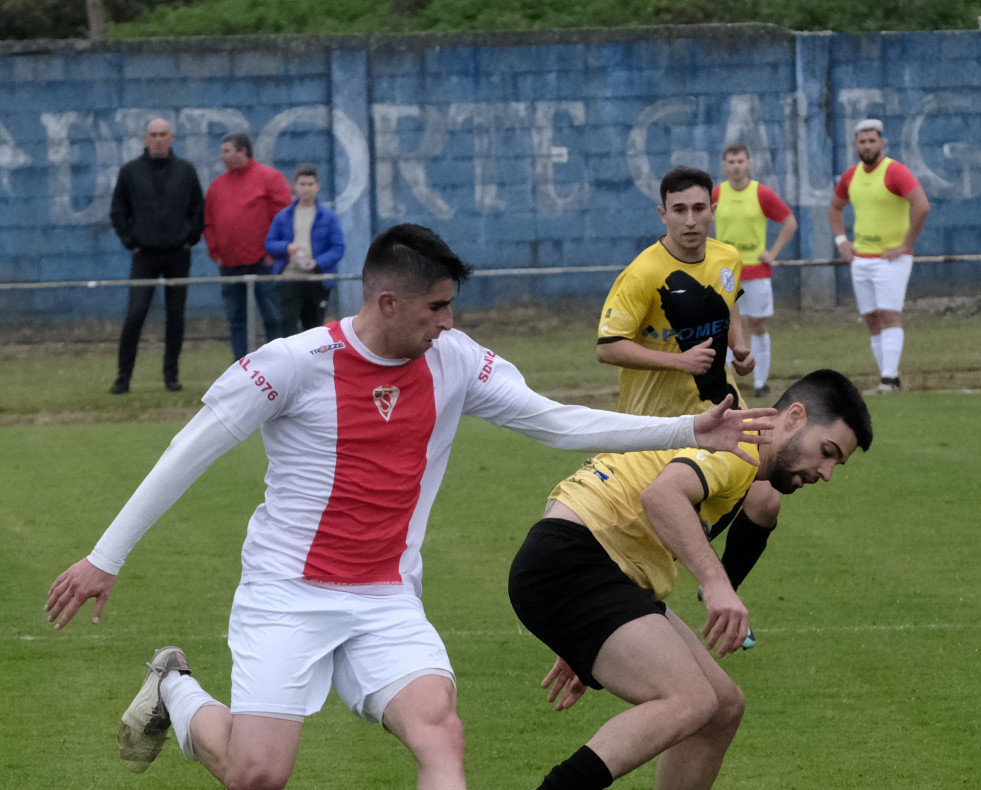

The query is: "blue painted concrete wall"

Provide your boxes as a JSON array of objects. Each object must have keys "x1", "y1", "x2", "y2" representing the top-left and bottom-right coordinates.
[{"x1": 1, "y1": 25, "x2": 979, "y2": 325}]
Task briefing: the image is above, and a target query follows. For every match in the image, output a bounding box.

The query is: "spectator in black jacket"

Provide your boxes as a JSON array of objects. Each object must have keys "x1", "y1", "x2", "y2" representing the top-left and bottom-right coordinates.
[{"x1": 109, "y1": 118, "x2": 205, "y2": 394}]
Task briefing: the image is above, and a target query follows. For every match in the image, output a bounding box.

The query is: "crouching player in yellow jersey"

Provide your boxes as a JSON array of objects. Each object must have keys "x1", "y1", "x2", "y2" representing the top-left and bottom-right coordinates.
[{"x1": 509, "y1": 369, "x2": 873, "y2": 790}]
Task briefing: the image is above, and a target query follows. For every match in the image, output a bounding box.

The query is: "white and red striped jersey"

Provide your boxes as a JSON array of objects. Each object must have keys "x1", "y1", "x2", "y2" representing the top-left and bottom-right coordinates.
[
  {"x1": 203, "y1": 317, "x2": 534, "y2": 597},
  {"x1": 89, "y1": 318, "x2": 697, "y2": 589}
]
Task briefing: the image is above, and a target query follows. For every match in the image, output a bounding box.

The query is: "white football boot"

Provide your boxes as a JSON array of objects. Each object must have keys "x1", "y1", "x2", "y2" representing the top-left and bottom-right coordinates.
[{"x1": 117, "y1": 646, "x2": 191, "y2": 773}]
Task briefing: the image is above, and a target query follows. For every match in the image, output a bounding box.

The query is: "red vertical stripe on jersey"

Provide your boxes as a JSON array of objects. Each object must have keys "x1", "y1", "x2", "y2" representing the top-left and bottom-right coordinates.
[{"x1": 302, "y1": 325, "x2": 437, "y2": 584}]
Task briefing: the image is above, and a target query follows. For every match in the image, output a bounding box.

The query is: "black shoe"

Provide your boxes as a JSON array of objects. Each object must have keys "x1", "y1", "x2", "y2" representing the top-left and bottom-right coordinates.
[
  {"x1": 164, "y1": 380, "x2": 182, "y2": 392},
  {"x1": 110, "y1": 379, "x2": 130, "y2": 395},
  {"x1": 866, "y1": 376, "x2": 901, "y2": 395},
  {"x1": 753, "y1": 384, "x2": 770, "y2": 399}
]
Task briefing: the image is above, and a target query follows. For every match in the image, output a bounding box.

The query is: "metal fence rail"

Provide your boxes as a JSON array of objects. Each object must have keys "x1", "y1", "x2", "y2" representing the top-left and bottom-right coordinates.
[{"x1": 2, "y1": 254, "x2": 980, "y2": 350}]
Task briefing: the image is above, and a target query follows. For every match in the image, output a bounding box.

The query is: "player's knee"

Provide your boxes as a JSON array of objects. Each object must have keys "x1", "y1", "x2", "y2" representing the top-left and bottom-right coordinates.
[
  {"x1": 668, "y1": 674, "x2": 722, "y2": 738},
  {"x1": 679, "y1": 675, "x2": 743, "y2": 742},
  {"x1": 386, "y1": 681, "x2": 465, "y2": 766},
  {"x1": 712, "y1": 678, "x2": 746, "y2": 733},
  {"x1": 218, "y1": 746, "x2": 295, "y2": 790},
  {"x1": 221, "y1": 761, "x2": 292, "y2": 790},
  {"x1": 409, "y1": 706, "x2": 466, "y2": 763}
]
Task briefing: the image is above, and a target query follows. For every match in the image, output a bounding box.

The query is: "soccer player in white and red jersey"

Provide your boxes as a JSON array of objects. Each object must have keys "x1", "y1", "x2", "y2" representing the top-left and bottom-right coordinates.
[
  {"x1": 829, "y1": 119, "x2": 930, "y2": 393},
  {"x1": 45, "y1": 224, "x2": 775, "y2": 790}
]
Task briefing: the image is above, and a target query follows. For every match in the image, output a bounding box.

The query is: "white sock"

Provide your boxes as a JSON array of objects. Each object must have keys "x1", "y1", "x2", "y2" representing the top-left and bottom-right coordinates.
[
  {"x1": 161, "y1": 672, "x2": 228, "y2": 762},
  {"x1": 880, "y1": 327, "x2": 904, "y2": 379},
  {"x1": 869, "y1": 334, "x2": 884, "y2": 374},
  {"x1": 751, "y1": 333, "x2": 771, "y2": 389}
]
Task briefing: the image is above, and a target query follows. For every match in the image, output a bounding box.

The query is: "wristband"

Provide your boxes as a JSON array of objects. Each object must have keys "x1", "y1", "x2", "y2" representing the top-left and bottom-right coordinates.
[{"x1": 834, "y1": 234, "x2": 848, "y2": 246}]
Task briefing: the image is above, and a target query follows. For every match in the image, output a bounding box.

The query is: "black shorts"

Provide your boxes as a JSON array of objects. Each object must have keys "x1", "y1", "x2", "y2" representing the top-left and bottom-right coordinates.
[{"x1": 508, "y1": 517, "x2": 666, "y2": 689}]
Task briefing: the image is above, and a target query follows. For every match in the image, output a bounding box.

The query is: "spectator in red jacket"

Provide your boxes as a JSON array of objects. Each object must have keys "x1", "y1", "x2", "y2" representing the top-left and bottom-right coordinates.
[{"x1": 204, "y1": 133, "x2": 291, "y2": 360}]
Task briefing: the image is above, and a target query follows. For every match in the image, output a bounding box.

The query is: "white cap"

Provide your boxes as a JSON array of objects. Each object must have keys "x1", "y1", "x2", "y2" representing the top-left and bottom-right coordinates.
[{"x1": 855, "y1": 118, "x2": 884, "y2": 134}]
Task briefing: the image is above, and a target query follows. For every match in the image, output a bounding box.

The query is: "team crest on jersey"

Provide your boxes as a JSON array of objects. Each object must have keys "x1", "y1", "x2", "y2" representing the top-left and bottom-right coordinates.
[
  {"x1": 720, "y1": 268, "x2": 736, "y2": 293},
  {"x1": 373, "y1": 386, "x2": 400, "y2": 421}
]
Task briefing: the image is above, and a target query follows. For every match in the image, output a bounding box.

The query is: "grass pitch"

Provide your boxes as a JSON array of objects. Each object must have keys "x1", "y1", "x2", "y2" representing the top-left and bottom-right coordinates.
[{"x1": 2, "y1": 309, "x2": 980, "y2": 788}]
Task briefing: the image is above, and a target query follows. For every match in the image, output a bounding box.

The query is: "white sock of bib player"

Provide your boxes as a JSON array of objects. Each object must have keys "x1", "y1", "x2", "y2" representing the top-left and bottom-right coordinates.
[
  {"x1": 879, "y1": 327, "x2": 904, "y2": 379},
  {"x1": 751, "y1": 333, "x2": 771, "y2": 389},
  {"x1": 161, "y1": 672, "x2": 229, "y2": 762},
  {"x1": 869, "y1": 333, "x2": 884, "y2": 374}
]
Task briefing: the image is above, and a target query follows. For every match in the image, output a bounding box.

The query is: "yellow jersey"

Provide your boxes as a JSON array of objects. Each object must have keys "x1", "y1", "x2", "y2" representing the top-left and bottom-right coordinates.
[
  {"x1": 549, "y1": 443, "x2": 760, "y2": 596},
  {"x1": 598, "y1": 237, "x2": 744, "y2": 416}
]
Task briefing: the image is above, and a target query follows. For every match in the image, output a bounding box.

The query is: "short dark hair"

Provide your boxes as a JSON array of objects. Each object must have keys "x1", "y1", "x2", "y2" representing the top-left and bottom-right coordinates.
[
  {"x1": 294, "y1": 163, "x2": 319, "y2": 182},
  {"x1": 774, "y1": 369, "x2": 873, "y2": 451},
  {"x1": 723, "y1": 143, "x2": 749, "y2": 159},
  {"x1": 659, "y1": 166, "x2": 714, "y2": 205},
  {"x1": 222, "y1": 133, "x2": 253, "y2": 158},
  {"x1": 362, "y1": 224, "x2": 474, "y2": 299}
]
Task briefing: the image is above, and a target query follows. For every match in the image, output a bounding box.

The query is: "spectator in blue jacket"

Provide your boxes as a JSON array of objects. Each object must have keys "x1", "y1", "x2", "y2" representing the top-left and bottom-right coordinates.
[{"x1": 264, "y1": 164, "x2": 346, "y2": 334}]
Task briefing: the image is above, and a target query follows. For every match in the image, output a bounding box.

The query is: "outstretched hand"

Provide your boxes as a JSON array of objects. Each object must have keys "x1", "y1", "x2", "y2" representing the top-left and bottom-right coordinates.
[
  {"x1": 542, "y1": 656, "x2": 588, "y2": 711},
  {"x1": 692, "y1": 394, "x2": 775, "y2": 466},
  {"x1": 45, "y1": 558, "x2": 117, "y2": 630}
]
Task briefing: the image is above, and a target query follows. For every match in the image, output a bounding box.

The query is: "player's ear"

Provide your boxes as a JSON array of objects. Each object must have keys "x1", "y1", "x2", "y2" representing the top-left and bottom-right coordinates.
[
  {"x1": 783, "y1": 402, "x2": 808, "y2": 431},
  {"x1": 377, "y1": 291, "x2": 397, "y2": 316}
]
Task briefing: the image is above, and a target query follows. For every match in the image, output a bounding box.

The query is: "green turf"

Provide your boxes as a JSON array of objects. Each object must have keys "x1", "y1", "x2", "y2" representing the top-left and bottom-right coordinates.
[
  {"x1": 2, "y1": 313, "x2": 980, "y2": 788},
  {"x1": 3, "y1": 308, "x2": 980, "y2": 420}
]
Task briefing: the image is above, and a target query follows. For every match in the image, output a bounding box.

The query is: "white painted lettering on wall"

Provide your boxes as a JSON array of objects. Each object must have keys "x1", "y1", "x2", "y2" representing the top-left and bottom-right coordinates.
[
  {"x1": 373, "y1": 103, "x2": 454, "y2": 219},
  {"x1": 0, "y1": 119, "x2": 31, "y2": 193},
  {"x1": 20, "y1": 88, "x2": 981, "y2": 225},
  {"x1": 626, "y1": 97, "x2": 696, "y2": 201},
  {"x1": 447, "y1": 102, "x2": 529, "y2": 214}
]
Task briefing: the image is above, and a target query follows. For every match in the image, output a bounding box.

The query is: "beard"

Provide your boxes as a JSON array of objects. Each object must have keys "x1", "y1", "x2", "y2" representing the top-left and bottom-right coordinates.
[
  {"x1": 768, "y1": 432, "x2": 807, "y2": 495},
  {"x1": 859, "y1": 151, "x2": 880, "y2": 166}
]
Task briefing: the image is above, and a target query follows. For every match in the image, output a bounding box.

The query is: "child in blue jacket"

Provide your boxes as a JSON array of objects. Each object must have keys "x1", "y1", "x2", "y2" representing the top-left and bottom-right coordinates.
[{"x1": 265, "y1": 164, "x2": 346, "y2": 333}]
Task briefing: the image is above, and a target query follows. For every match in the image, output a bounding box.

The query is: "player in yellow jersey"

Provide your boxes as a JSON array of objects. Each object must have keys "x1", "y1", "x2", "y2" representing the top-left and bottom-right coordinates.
[
  {"x1": 713, "y1": 144, "x2": 798, "y2": 399},
  {"x1": 597, "y1": 166, "x2": 779, "y2": 649},
  {"x1": 598, "y1": 166, "x2": 753, "y2": 416},
  {"x1": 828, "y1": 119, "x2": 930, "y2": 393},
  {"x1": 509, "y1": 370, "x2": 873, "y2": 790}
]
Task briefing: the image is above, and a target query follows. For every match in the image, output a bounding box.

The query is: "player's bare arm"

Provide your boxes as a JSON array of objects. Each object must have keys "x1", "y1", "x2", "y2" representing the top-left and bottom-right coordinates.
[
  {"x1": 597, "y1": 336, "x2": 715, "y2": 375},
  {"x1": 728, "y1": 302, "x2": 755, "y2": 377},
  {"x1": 885, "y1": 185, "x2": 930, "y2": 259},
  {"x1": 641, "y1": 464, "x2": 748, "y2": 656},
  {"x1": 828, "y1": 195, "x2": 855, "y2": 262},
  {"x1": 760, "y1": 213, "x2": 799, "y2": 263},
  {"x1": 692, "y1": 394, "x2": 774, "y2": 465}
]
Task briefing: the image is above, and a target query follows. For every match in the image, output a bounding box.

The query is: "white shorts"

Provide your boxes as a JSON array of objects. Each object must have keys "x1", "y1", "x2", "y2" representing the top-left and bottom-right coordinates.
[
  {"x1": 738, "y1": 278, "x2": 774, "y2": 318},
  {"x1": 227, "y1": 579, "x2": 455, "y2": 723},
  {"x1": 850, "y1": 254, "x2": 913, "y2": 315}
]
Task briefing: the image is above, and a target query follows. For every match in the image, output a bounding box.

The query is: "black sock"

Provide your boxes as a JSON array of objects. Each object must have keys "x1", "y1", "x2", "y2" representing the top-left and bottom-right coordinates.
[
  {"x1": 720, "y1": 511, "x2": 774, "y2": 591},
  {"x1": 538, "y1": 745, "x2": 613, "y2": 790}
]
